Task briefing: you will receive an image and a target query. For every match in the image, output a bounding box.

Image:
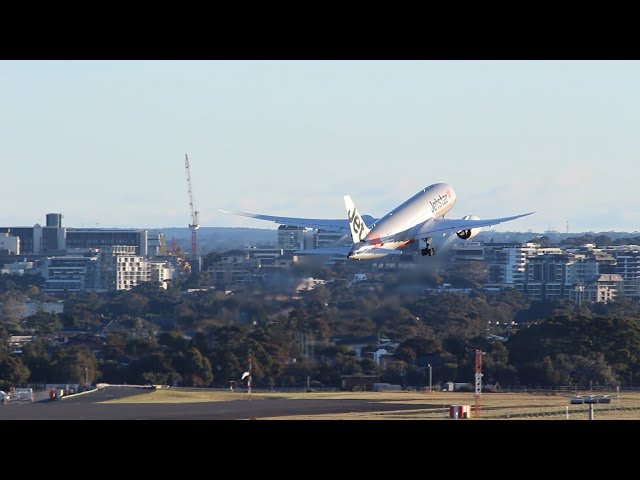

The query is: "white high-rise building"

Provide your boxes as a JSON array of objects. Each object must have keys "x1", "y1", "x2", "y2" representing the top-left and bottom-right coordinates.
[
  {"x1": 97, "y1": 246, "x2": 150, "y2": 291},
  {"x1": 599, "y1": 246, "x2": 640, "y2": 298},
  {"x1": 485, "y1": 242, "x2": 539, "y2": 291},
  {"x1": 148, "y1": 260, "x2": 175, "y2": 289},
  {"x1": 277, "y1": 225, "x2": 305, "y2": 251}
]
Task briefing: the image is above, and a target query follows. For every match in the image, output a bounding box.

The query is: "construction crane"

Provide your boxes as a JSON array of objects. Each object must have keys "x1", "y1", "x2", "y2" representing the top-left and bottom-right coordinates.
[{"x1": 184, "y1": 154, "x2": 200, "y2": 259}]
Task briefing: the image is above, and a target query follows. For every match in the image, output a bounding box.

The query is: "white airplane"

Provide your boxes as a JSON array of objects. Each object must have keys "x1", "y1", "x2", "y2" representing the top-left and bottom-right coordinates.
[{"x1": 220, "y1": 182, "x2": 535, "y2": 260}]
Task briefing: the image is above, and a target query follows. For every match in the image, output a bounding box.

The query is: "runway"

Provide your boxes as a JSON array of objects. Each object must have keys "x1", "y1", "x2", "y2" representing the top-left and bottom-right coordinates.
[{"x1": 0, "y1": 386, "x2": 432, "y2": 420}]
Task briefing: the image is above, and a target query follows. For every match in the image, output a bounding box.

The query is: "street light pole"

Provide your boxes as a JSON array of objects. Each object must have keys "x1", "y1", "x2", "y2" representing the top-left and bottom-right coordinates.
[
  {"x1": 428, "y1": 363, "x2": 432, "y2": 394},
  {"x1": 248, "y1": 355, "x2": 252, "y2": 396},
  {"x1": 84, "y1": 366, "x2": 88, "y2": 386}
]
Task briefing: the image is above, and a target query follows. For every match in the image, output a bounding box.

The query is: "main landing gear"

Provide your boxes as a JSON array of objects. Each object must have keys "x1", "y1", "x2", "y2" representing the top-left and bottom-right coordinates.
[{"x1": 420, "y1": 237, "x2": 436, "y2": 257}]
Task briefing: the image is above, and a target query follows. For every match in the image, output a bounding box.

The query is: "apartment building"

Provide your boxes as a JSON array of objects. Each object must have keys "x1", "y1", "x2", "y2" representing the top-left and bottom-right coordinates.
[{"x1": 95, "y1": 246, "x2": 150, "y2": 291}]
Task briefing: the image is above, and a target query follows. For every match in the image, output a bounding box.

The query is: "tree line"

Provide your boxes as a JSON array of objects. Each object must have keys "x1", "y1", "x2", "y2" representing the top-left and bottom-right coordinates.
[{"x1": 1, "y1": 268, "x2": 640, "y2": 390}]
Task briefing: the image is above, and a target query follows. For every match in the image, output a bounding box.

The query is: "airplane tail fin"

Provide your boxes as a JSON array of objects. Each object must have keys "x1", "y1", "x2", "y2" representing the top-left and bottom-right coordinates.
[{"x1": 344, "y1": 195, "x2": 371, "y2": 243}]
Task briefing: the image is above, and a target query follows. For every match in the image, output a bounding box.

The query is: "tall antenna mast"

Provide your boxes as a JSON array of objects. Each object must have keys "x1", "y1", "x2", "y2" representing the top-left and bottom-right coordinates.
[
  {"x1": 475, "y1": 349, "x2": 483, "y2": 418},
  {"x1": 184, "y1": 154, "x2": 200, "y2": 259}
]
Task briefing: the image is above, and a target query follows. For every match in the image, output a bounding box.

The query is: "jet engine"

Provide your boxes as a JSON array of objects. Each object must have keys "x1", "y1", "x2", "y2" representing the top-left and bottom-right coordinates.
[{"x1": 456, "y1": 215, "x2": 481, "y2": 240}]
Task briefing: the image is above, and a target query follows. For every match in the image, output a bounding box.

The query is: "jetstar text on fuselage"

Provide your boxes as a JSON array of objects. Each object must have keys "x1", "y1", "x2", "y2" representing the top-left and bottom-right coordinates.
[{"x1": 429, "y1": 194, "x2": 449, "y2": 214}]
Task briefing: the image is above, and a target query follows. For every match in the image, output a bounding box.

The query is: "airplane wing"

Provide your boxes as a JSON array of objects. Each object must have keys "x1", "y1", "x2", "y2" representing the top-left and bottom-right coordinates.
[
  {"x1": 294, "y1": 246, "x2": 404, "y2": 256},
  {"x1": 412, "y1": 212, "x2": 536, "y2": 238},
  {"x1": 362, "y1": 247, "x2": 404, "y2": 256},
  {"x1": 294, "y1": 246, "x2": 352, "y2": 255},
  {"x1": 219, "y1": 209, "x2": 377, "y2": 233}
]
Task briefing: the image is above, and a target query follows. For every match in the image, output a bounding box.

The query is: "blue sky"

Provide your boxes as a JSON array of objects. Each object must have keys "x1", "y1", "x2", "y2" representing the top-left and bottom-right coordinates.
[{"x1": 1, "y1": 60, "x2": 639, "y2": 233}]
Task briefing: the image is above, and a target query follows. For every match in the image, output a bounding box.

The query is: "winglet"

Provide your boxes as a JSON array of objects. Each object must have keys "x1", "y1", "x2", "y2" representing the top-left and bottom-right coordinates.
[{"x1": 344, "y1": 195, "x2": 371, "y2": 243}]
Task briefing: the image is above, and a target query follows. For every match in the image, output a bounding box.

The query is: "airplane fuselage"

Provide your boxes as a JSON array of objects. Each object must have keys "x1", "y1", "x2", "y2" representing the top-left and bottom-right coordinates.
[{"x1": 348, "y1": 183, "x2": 456, "y2": 259}]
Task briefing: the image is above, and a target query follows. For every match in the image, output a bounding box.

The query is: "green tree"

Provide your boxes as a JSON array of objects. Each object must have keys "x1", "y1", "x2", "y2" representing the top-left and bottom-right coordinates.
[
  {"x1": 0, "y1": 291, "x2": 27, "y2": 326},
  {"x1": 443, "y1": 262, "x2": 487, "y2": 289},
  {"x1": 381, "y1": 360, "x2": 409, "y2": 386},
  {"x1": 49, "y1": 346, "x2": 99, "y2": 384},
  {"x1": 481, "y1": 341, "x2": 516, "y2": 385},
  {"x1": 127, "y1": 352, "x2": 181, "y2": 386},
  {"x1": 112, "y1": 292, "x2": 149, "y2": 317},
  {"x1": 411, "y1": 292, "x2": 491, "y2": 340},
  {"x1": 61, "y1": 292, "x2": 105, "y2": 331},
  {"x1": 395, "y1": 336, "x2": 443, "y2": 364},
  {"x1": 24, "y1": 311, "x2": 62, "y2": 334},
  {"x1": 507, "y1": 314, "x2": 640, "y2": 386},
  {"x1": 171, "y1": 347, "x2": 214, "y2": 386},
  {"x1": 102, "y1": 333, "x2": 127, "y2": 360},
  {"x1": 158, "y1": 330, "x2": 190, "y2": 351},
  {"x1": 208, "y1": 348, "x2": 243, "y2": 386},
  {"x1": 21, "y1": 338, "x2": 53, "y2": 383},
  {"x1": 182, "y1": 271, "x2": 213, "y2": 290},
  {"x1": 0, "y1": 350, "x2": 30, "y2": 390},
  {"x1": 360, "y1": 357, "x2": 380, "y2": 376}
]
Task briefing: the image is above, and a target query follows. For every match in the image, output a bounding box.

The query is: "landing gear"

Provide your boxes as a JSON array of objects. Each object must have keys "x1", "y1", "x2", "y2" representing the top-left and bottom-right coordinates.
[{"x1": 420, "y1": 237, "x2": 436, "y2": 257}]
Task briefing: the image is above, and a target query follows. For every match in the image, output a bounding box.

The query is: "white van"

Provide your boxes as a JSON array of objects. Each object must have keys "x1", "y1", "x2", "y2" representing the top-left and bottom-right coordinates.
[{"x1": 14, "y1": 388, "x2": 33, "y2": 402}]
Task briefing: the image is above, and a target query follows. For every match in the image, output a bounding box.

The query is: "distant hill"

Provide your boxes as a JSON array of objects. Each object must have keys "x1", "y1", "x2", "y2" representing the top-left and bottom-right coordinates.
[
  {"x1": 158, "y1": 227, "x2": 278, "y2": 254},
  {"x1": 475, "y1": 230, "x2": 640, "y2": 244}
]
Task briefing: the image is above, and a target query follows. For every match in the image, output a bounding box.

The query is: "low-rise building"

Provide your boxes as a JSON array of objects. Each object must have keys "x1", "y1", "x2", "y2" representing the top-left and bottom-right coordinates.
[{"x1": 0, "y1": 233, "x2": 20, "y2": 255}]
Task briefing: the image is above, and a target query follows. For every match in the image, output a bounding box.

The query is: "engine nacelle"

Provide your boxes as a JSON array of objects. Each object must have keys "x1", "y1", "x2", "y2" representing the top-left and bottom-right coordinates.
[{"x1": 456, "y1": 215, "x2": 481, "y2": 240}]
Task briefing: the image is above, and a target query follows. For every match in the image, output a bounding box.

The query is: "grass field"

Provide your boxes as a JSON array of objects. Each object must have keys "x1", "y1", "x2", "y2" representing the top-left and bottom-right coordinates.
[{"x1": 102, "y1": 388, "x2": 640, "y2": 420}]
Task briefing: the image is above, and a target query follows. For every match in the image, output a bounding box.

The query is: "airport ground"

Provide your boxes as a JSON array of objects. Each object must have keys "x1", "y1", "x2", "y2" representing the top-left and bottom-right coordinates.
[{"x1": 1, "y1": 386, "x2": 640, "y2": 420}]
